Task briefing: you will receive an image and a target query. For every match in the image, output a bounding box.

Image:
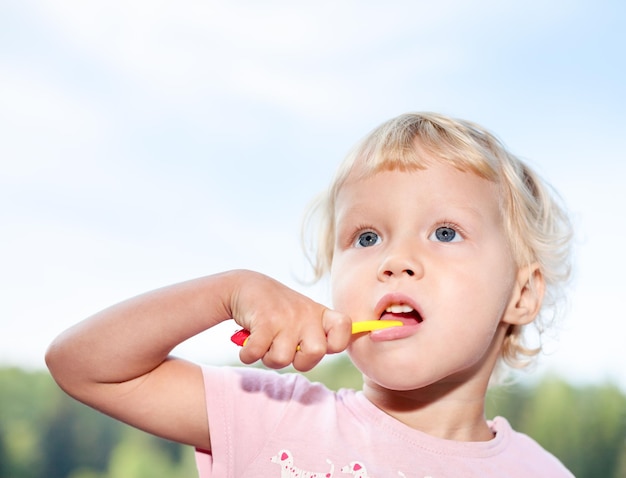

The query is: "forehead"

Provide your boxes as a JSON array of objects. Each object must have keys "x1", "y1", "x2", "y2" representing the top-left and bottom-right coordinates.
[{"x1": 334, "y1": 164, "x2": 503, "y2": 221}]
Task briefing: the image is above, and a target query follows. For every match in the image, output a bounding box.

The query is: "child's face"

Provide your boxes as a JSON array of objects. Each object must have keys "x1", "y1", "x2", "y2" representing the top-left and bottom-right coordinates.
[{"x1": 330, "y1": 162, "x2": 521, "y2": 392}]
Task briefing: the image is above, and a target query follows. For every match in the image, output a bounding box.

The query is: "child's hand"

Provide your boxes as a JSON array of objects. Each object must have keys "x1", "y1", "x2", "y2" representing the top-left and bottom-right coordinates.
[{"x1": 229, "y1": 270, "x2": 351, "y2": 371}]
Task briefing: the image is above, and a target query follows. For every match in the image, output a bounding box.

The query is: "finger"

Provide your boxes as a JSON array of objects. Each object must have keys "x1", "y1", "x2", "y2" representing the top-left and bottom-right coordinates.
[
  {"x1": 291, "y1": 328, "x2": 328, "y2": 372},
  {"x1": 323, "y1": 308, "x2": 352, "y2": 354},
  {"x1": 238, "y1": 330, "x2": 274, "y2": 365},
  {"x1": 261, "y1": 337, "x2": 300, "y2": 369},
  {"x1": 291, "y1": 350, "x2": 324, "y2": 372}
]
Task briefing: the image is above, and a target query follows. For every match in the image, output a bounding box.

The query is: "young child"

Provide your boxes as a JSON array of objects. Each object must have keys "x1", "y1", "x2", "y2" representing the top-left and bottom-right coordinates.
[{"x1": 46, "y1": 112, "x2": 574, "y2": 477}]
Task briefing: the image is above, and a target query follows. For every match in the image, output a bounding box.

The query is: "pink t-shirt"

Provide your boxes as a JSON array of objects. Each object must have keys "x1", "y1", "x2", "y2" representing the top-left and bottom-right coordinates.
[{"x1": 195, "y1": 366, "x2": 573, "y2": 478}]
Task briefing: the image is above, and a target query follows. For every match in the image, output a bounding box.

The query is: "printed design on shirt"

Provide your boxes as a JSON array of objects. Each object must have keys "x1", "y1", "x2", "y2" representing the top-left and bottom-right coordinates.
[
  {"x1": 270, "y1": 449, "x2": 334, "y2": 477},
  {"x1": 270, "y1": 450, "x2": 432, "y2": 478},
  {"x1": 341, "y1": 461, "x2": 414, "y2": 477}
]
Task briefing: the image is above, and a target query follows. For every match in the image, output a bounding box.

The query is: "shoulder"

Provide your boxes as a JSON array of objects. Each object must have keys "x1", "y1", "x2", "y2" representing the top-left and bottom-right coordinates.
[
  {"x1": 200, "y1": 365, "x2": 338, "y2": 404},
  {"x1": 491, "y1": 417, "x2": 574, "y2": 477}
]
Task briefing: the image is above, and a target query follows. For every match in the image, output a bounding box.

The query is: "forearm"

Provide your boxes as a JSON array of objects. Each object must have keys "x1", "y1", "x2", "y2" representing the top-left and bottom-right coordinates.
[{"x1": 46, "y1": 270, "x2": 240, "y2": 391}]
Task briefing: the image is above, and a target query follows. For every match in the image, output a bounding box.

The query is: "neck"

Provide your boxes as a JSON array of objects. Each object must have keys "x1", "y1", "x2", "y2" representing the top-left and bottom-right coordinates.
[{"x1": 363, "y1": 379, "x2": 494, "y2": 441}]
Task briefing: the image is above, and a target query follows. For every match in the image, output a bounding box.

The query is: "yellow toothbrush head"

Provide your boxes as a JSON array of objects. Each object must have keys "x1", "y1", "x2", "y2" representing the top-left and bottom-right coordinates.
[{"x1": 351, "y1": 320, "x2": 403, "y2": 334}]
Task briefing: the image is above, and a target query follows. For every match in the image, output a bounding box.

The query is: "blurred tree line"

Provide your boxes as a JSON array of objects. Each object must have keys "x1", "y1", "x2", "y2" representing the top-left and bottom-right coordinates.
[{"x1": 1, "y1": 359, "x2": 625, "y2": 477}]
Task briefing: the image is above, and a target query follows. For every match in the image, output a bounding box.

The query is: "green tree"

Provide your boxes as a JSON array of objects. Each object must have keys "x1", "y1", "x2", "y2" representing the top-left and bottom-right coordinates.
[
  {"x1": 41, "y1": 395, "x2": 121, "y2": 476},
  {"x1": 0, "y1": 367, "x2": 53, "y2": 477},
  {"x1": 487, "y1": 375, "x2": 626, "y2": 478},
  {"x1": 0, "y1": 368, "x2": 194, "y2": 478},
  {"x1": 103, "y1": 427, "x2": 196, "y2": 478},
  {"x1": 0, "y1": 424, "x2": 8, "y2": 477}
]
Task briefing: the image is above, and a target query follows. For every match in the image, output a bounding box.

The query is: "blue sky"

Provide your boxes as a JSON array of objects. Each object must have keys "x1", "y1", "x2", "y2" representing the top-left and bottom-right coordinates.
[{"x1": 1, "y1": 1, "x2": 625, "y2": 389}]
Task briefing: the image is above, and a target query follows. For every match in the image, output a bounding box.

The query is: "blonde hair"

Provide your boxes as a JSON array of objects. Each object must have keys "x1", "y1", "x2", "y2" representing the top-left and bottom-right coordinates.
[{"x1": 303, "y1": 112, "x2": 573, "y2": 373}]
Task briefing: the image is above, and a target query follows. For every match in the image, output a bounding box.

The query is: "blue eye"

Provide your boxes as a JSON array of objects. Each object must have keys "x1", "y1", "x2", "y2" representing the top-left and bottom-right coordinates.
[
  {"x1": 430, "y1": 226, "x2": 462, "y2": 243},
  {"x1": 355, "y1": 231, "x2": 381, "y2": 248}
]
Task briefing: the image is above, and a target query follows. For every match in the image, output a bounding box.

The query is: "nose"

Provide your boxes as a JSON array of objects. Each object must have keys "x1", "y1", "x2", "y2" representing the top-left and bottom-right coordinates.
[{"x1": 377, "y1": 240, "x2": 423, "y2": 281}]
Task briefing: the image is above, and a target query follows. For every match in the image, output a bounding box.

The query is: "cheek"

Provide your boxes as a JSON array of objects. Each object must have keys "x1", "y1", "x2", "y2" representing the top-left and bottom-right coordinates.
[
  {"x1": 453, "y1": 274, "x2": 516, "y2": 349},
  {"x1": 463, "y1": 245, "x2": 517, "y2": 300},
  {"x1": 329, "y1": 257, "x2": 363, "y2": 311},
  {"x1": 329, "y1": 271, "x2": 349, "y2": 310}
]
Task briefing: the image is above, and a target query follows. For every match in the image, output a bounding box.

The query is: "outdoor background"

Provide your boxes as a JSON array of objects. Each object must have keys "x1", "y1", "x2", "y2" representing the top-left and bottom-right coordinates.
[{"x1": 1, "y1": 1, "x2": 625, "y2": 477}]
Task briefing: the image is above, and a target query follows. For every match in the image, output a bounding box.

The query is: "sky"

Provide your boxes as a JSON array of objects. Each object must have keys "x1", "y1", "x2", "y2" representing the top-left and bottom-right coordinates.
[{"x1": 1, "y1": 1, "x2": 625, "y2": 390}]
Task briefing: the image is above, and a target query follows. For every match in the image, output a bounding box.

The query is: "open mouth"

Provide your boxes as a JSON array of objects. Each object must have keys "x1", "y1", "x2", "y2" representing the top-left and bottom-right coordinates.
[{"x1": 380, "y1": 304, "x2": 423, "y2": 325}]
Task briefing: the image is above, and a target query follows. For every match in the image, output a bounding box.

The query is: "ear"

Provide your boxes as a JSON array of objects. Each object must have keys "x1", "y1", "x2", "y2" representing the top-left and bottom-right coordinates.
[{"x1": 503, "y1": 262, "x2": 545, "y2": 326}]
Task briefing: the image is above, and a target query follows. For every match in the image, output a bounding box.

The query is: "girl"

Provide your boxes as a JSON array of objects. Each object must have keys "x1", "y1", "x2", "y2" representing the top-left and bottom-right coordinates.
[{"x1": 46, "y1": 112, "x2": 574, "y2": 477}]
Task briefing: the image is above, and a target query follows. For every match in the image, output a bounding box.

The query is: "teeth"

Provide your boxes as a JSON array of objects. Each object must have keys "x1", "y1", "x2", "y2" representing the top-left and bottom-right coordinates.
[{"x1": 385, "y1": 304, "x2": 414, "y2": 314}]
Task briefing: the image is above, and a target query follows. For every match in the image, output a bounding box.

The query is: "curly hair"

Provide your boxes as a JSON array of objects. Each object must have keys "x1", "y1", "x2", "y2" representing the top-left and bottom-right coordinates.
[{"x1": 302, "y1": 112, "x2": 573, "y2": 375}]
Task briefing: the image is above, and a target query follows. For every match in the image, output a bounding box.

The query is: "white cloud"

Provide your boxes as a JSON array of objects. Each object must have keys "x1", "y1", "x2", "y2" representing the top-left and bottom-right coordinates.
[
  {"x1": 0, "y1": 66, "x2": 105, "y2": 174},
  {"x1": 21, "y1": 0, "x2": 577, "y2": 118}
]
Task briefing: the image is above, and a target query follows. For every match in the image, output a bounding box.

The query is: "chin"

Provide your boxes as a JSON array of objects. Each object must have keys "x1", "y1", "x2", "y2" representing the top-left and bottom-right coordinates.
[{"x1": 363, "y1": 373, "x2": 439, "y2": 393}]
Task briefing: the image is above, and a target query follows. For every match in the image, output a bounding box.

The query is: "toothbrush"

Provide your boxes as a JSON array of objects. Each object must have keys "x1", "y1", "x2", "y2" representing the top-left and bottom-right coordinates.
[{"x1": 230, "y1": 320, "x2": 403, "y2": 348}]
